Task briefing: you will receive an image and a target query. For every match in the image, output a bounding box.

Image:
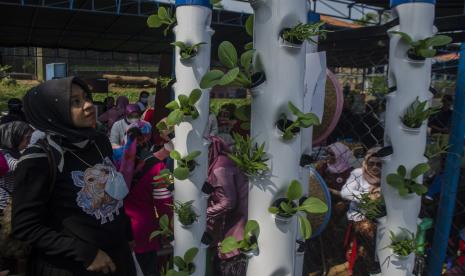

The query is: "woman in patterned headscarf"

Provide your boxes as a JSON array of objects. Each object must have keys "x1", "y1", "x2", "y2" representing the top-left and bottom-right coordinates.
[{"x1": 340, "y1": 147, "x2": 382, "y2": 275}]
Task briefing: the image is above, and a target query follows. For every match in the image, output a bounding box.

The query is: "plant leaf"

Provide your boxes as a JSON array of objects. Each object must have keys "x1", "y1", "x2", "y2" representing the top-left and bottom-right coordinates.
[
  {"x1": 170, "y1": 150, "x2": 181, "y2": 161},
  {"x1": 147, "y1": 15, "x2": 163, "y2": 28},
  {"x1": 184, "y1": 247, "x2": 198, "y2": 263},
  {"x1": 186, "y1": 150, "x2": 201, "y2": 161},
  {"x1": 298, "y1": 214, "x2": 312, "y2": 239},
  {"x1": 268, "y1": 206, "x2": 279, "y2": 214},
  {"x1": 426, "y1": 35, "x2": 452, "y2": 47},
  {"x1": 158, "y1": 7, "x2": 169, "y2": 20},
  {"x1": 189, "y1": 89, "x2": 202, "y2": 105},
  {"x1": 218, "y1": 68, "x2": 240, "y2": 86},
  {"x1": 220, "y1": 236, "x2": 240, "y2": 253},
  {"x1": 174, "y1": 167, "x2": 190, "y2": 180},
  {"x1": 240, "y1": 50, "x2": 254, "y2": 72},
  {"x1": 286, "y1": 180, "x2": 303, "y2": 201},
  {"x1": 244, "y1": 42, "x2": 253, "y2": 51},
  {"x1": 299, "y1": 197, "x2": 328, "y2": 214},
  {"x1": 288, "y1": 101, "x2": 304, "y2": 117},
  {"x1": 389, "y1": 31, "x2": 413, "y2": 44},
  {"x1": 173, "y1": 256, "x2": 186, "y2": 271},
  {"x1": 167, "y1": 109, "x2": 184, "y2": 126},
  {"x1": 165, "y1": 100, "x2": 180, "y2": 110},
  {"x1": 387, "y1": 174, "x2": 404, "y2": 188},
  {"x1": 200, "y1": 70, "x2": 225, "y2": 89},
  {"x1": 418, "y1": 48, "x2": 436, "y2": 58},
  {"x1": 245, "y1": 220, "x2": 260, "y2": 237},
  {"x1": 171, "y1": 41, "x2": 187, "y2": 50},
  {"x1": 218, "y1": 41, "x2": 238, "y2": 69},
  {"x1": 411, "y1": 163, "x2": 430, "y2": 179},
  {"x1": 245, "y1": 15, "x2": 254, "y2": 37},
  {"x1": 398, "y1": 165, "x2": 407, "y2": 177}
]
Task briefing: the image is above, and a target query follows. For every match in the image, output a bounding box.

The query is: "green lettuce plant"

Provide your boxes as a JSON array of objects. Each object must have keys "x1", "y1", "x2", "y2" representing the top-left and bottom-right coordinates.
[
  {"x1": 268, "y1": 180, "x2": 328, "y2": 239},
  {"x1": 171, "y1": 41, "x2": 206, "y2": 61},
  {"x1": 354, "y1": 193, "x2": 386, "y2": 221},
  {"x1": 387, "y1": 228, "x2": 417, "y2": 257},
  {"x1": 401, "y1": 97, "x2": 440, "y2": 129},
  {"x1": 280, "y1": 21, "x2": 329, "y2": 45},
  {"x1": 227, "y1": 132, "x2": 270, "y2": 178},
  {"x1": 158, "y1": 76, "x2": 174, "y2": 88},
  {"x1": 220, "y1": 220, "x2": 260, "y2": 255},
  {"x1": 277, "y1": 101, "x2": 320, "y2": 141},
  {"x1": 173, "y1": 200, "x2": 199, "y2": 226},
  {"x1": 170, "y1": 150, "x2": 201, "y2": 180},
  {"x1": 425, "y1": 134, "x2": 450, "y2": 159},
  {"x1": 165, "y1": 247, "x2": 199, "y2": 276},
  {"x1": 200, "y1": 41, "x2": 264, "y2": 89},
  {"x1": 389, "y1": 31, "x2": 452, "y2": 60},
  {"x1": 147, "y1": 7, "x2": 176, "y2": 36},
  {"x1": 166, "y1": 89, "x2": 202, "y2": 126},
  {"x1": 387, "y1": 163, "x2": 430, "y2": 196},
  {"x1": 153, "y1": 169, "x2": 174, "y2": 189},
  {"x1": 149, "y1": 214, "x2": 173, "y2": 242}
]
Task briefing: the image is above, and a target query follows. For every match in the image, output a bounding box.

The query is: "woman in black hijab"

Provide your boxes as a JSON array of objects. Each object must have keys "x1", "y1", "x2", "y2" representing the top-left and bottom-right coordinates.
[{"x1": 11, "y1": 77, "x2": 136, "y2": 275}]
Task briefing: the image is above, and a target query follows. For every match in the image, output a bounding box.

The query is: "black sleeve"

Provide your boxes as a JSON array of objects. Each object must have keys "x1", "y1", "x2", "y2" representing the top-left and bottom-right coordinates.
[{"x1": 12, "y1": 151, "x2": 98, "y2": 267}]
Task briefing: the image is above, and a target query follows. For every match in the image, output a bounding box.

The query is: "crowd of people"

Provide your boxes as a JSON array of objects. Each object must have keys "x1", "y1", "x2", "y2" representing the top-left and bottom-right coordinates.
[
  {"x1": 0, "y1": 77, "x2": 249, "y2": 276},
  {"x1": 0, "y1": 76, "x2": 459, "y2": 276}
]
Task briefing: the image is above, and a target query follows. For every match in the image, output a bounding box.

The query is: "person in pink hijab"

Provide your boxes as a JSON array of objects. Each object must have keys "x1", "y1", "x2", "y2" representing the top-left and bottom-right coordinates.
[
  {"x1": 98, "y1": 96, "x2": 129, "y2": 132},
  {"x1": 206, "y1": 136, "x2": 248, "y2": 276}
]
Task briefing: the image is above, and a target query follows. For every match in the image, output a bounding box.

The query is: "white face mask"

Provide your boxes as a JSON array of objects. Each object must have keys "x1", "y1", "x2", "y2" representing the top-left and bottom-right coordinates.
[{"x1": 128, "y1": 118, "x2": 140, "y2": 124}]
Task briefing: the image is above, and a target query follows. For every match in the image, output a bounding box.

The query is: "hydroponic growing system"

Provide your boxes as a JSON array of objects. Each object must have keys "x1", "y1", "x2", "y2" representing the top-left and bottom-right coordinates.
[{"x1": 160, "y1": 0, "x2": 439, "y2": 275}]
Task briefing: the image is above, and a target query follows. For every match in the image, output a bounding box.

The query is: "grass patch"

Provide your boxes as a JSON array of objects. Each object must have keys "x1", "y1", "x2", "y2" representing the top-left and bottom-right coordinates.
[{"x1": 0, "y1": 81, "x2": 150, "y2": 110}]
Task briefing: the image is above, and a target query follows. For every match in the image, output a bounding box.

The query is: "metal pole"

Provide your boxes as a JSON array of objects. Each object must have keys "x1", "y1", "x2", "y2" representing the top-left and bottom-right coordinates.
[{"x1": 427, "y1": 2, "x2": 465, "y2": 274}]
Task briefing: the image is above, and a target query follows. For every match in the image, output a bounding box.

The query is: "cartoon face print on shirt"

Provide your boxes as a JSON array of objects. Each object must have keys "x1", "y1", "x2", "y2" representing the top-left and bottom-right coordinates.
[{"x1": 71, "y1": 157, "x2": 123, "y2": 224}]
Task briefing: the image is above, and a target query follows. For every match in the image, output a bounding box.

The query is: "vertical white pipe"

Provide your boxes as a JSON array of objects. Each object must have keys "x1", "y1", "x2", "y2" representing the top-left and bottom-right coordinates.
[
  {"x1": 248, "y1": 1, "x2": 307, "y2": 275},
  {"x1": 376, "y1": 2, "x2": 435, "y2": 275},
  {"x1": 172, "y1": 4, "x2": 213, "y2": 275}
]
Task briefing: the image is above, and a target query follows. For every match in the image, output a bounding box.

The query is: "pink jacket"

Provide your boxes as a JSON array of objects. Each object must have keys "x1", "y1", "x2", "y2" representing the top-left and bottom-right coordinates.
[
  {"x1": 124, "y1": 161, "x2": 172, "y2": 253},
  {"x1": 207, "y1": 163, "x2": 248, "y2": 259}
]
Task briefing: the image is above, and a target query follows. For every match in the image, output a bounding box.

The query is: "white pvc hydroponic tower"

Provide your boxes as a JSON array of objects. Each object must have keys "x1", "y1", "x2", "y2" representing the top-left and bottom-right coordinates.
[
  {"x1": 248, "y1": 0, "x2": 308, "y2": 275},
  {"x1": 376, "y1": 0, "x2": 435, "y2": 275},
  {"x1": 172, "y1": 0, "x2": 213, "y2": 275}
]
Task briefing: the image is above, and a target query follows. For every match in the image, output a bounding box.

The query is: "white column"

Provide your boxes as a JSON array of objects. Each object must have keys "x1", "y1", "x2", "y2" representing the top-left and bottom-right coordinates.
[
  {"x1": 172, "y1": 2, "x2": 213, "y2": 275},
  {"x1": 247, "y1": 0, "x2": 307, "y2": 275},
  {"x1": 376, "y1": 2, "x2": 435, "y2": 275}
]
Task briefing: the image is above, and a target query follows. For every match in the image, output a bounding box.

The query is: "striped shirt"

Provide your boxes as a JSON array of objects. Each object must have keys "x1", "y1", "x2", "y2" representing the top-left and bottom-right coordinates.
[{"x1": 0, "y1": 152, "x2": 18, "y2": 210}]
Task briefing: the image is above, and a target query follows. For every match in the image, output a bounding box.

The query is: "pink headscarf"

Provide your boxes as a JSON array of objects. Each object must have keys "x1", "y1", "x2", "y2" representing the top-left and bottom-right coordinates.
[
  {"x1": 98, "y1": 96, "x2": 129, "y2": 129},
  {"x1": 208, "y1": 136, "x2": 234, "y2": 184},
  {"x1": 327, "y1": 142, "x2": 353, "y2": 174}
]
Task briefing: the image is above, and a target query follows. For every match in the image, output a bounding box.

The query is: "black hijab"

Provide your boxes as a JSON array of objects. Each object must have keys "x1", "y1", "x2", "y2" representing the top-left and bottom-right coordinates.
[
  {"x1": 23, "y1": 77, "x2": 98, "y2": 171},
  {"x1": 23, "y1": 77, "x2": 97, "y2": 141},
  {"x1": 0, "y1": 121, "x2": 31, "y2": 158}
]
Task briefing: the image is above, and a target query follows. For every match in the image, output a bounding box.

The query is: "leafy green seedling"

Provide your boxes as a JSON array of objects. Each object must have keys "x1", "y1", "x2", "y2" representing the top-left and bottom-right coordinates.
[
  {"x1": 387, "y1": 228, "x2": 417, "y2": 257},
  {"x1": 200, "y1": 41, "x2": 264, "y2": 89},
  {"x1": 153, "y1": 169, "x2": 174, "y2": 188},
  {"x1": 173, "y1": 200, "x2": 199, "y2": 226},
  {"x1": 220, "y1": 220, "x2": 260, "y2": 255},
  {"x1": 425, "y1": 134, "x2": 450, "y2": 159},
  {"x1": 171, "y1": 41, "x2": 206, "y2": 61},
  {"x1": 166, "y1": 89, "x2": 202, "y2": 126},
  {"x1": 227, "y1": 132, "x2": 269, "y2": 178},
  {"x1": 268, "y1": 180, "x2": 328, "y2": 239},
  {"x1": 147, "y1": 7, "x2": 177, "y2": 36},
  {"x1": 389, "y1": 31, "x2": 452, "y2": 60},
  {"x1": 387, "y1": 163, "x2": 430, "y2": 196},
  {"x1": 158, "y1": 76, "x2": 174, "y2": 88},
  {"x1": 244, "y1": 15, "x2": 254, "y2": 50},
  {"x1": 170, "y1": 150, "x2": 201, "y2": 180},
  {"x1": 401, "y1": 97, "x2": 440, "y2": 129},
  {"x1": 165, "y1": 247, "x2": 199, "y2": 276},
  {"x1": 354, "y1": 193, "x2": 386, "y2": 221},
  {"x1": 281, "y1": 21, "x2": 329, "y2": 45},
  {"x1": 277, "y1": 102, "x2": 320, "y2": 141},
  {"x1": 234, "y1": 105, "x2": 251, "y2": 131},
  {"x1": 150, "y1": 214, "x2": 173, "y2": 241}
]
